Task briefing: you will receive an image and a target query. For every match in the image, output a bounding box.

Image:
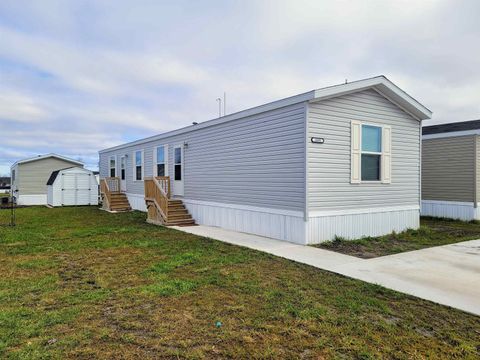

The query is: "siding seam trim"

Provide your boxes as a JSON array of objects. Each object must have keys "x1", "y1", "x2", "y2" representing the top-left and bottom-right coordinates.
[
  {"x1": 422, "y1": 200, "x2": 474, "y2": 206},
  {"x1": 304, "y1": 102, "x2": 309, "y2": 222}
]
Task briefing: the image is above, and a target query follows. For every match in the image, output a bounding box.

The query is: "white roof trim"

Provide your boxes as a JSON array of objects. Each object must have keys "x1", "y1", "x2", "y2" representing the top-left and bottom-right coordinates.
[
  {"x1": 310, "y1": 76, "x2": 432, "y2": 121},
  {"x1": 11, "y1": 153, "x2": 84, "y2": 168},
  {"x1": 422, "y1": 130, "x2": 480, "y2": 140},
  {"x1": 100, "y1": 75, "x2": 431, "y2": 154}
]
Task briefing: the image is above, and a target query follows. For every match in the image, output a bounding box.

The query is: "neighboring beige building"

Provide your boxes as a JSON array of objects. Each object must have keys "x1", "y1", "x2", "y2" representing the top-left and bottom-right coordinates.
[
  {"x1": 422, "y1": 120, "x2": 480, "y2": 220},
  {"x1": 11, "y1": 154, "x2": 84, "y2": 205}
]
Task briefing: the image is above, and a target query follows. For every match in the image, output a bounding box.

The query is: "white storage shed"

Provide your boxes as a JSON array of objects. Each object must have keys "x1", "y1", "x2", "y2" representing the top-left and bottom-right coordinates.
[{"x1": 47, "y1": 167, "x2": 98, "y2": 207}]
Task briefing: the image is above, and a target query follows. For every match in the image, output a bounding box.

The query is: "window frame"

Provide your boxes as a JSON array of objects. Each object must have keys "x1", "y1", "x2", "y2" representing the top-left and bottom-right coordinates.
[
  {"x1": 109, "y1": 155, "x2": 116, "y2": 178},
  {"x1": 154, "y1": 145, "x2": 168, "y2": 177},
  {"x1": 360, "y1": 124, "x2": 383, "y2": 183},
  {"x1": 133, "y1": 150, "x2": 144, "y2": 181},
  {"x1": 120, "y1": 156, "x2": 126, "y2": 181},
  {"x1": 174, "y1": 145, "x2": 183, "y2": 182}
]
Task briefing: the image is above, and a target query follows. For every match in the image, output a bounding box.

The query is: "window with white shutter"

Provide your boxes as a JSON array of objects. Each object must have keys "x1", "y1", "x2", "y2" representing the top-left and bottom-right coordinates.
[{"x1": 351, "y1": 121, "x2": 392, "y2": 184}]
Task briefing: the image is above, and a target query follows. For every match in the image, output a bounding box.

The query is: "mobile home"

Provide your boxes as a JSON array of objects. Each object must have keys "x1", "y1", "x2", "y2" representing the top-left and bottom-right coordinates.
[
  {"x1": 422, "y1": 120, "x2": 480, "y2": 220},
  {"x1": 11, "y1": 154, "x2": 84, "y2": 205},
  {"x1": 99, "y1": 76, "x2": 431, "y2": 244}
]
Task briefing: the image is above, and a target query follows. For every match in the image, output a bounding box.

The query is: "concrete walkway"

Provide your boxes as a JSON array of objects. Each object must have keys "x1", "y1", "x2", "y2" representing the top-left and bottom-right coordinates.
[{"x1": 173, "y1": 225, "x2": 480, "y2": 316}]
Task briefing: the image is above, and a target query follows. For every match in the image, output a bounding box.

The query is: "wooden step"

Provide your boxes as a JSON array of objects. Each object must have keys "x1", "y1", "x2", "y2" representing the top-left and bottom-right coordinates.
[
  {"x1": 168, "y1": 208, "x2": 188, "y2": 216},
  {"x1": 168, "y1": 214, "x2": 193, "y2": 221},
  {"x1": 110, "y1": 200, "x2": 130, "y2": 204},
  {"x1": 103, "y1": 192, "x2": 131, "y2": 212},
  {"x1": 168, "y1": 202, "x2": 185, "y2": 208},
  {"x1": 168, "y1": 199, "x2": 183, "y2": 205},
  {"x1": 164, "y1": 218, "x2": 196, "y2": 226}
]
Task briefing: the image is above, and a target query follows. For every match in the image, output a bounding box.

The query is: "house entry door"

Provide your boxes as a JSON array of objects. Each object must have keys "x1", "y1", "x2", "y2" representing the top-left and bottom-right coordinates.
[{"x1": 173, "y1": 145, "x2": 184, "y2": 196}]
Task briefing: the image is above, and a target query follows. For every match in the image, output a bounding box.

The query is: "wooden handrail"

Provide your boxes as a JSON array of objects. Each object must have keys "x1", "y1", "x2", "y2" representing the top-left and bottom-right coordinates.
[
  {"x1": 100, "y1": 177, "x2": 120, "y2": 210},
  {"x1": 104, "y1": 177, "x2": 120, "y2": 193},
  {"x1": 144, "y1": 176, "x2": 171, "y2": 223},
  {"x1": 155, "y1": 176, "x2": 171, "y2": 198}
]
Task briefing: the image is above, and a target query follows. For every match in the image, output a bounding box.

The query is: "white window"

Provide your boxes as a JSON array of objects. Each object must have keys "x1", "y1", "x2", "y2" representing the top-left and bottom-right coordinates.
[
  {"x1": 109, "y1": 156, "x2": 116, "y2": 177},
  {"x1": 174, "y1": 147, "x2": 182, "y2": 181},
  {"x1": 133, "y1": 150, "x2": 144, "y2": 181},
  {"x1": 351, "y1": 121, "x2": 391, "y2": 184},
  {"x1": 11, "y1": 169, "x2": 15, "y2": 182},
  {"x1": 120, "y1": 156, "x2": 126, "y2": 180},
  {"x1": 154, "y1": 145, "x2": 168, "y2": 177}
]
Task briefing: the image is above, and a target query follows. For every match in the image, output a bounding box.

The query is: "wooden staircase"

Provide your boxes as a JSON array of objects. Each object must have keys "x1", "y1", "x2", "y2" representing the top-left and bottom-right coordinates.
[
  {"x1": 100, "y1": 177, "x2": 131, "y2": 212},
  {"x1": 108, "y1": 192, "x2": 131, "y2": 212},
  {"x1": 144, "y1": 176, "x2": 195, "y2": 226}
]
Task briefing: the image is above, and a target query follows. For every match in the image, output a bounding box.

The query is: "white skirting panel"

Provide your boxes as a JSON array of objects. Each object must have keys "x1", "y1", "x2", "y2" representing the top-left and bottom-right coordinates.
[
  {"x1": 307, "y1": 206, "x2": 420, "y2": 244},
  {"x1": 182, "y1": 199, "x2": 307, "y2": 244},
  {"x1": 126, "y1": 193, "x2": 147, "y2": 212},
  {"x1": 17, "y1": 194, "x2": 47, "y2": 205},
  {"x1": 421, "y1": 200, "x2": 480, "y2": 221}
]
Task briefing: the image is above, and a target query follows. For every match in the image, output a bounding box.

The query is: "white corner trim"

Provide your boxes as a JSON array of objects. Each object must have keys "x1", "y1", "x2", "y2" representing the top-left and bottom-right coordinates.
[
  {"x1": 100, "y1": 76, "x2": 430, "y2": 154},
  {"x1": 11, "y1": 153, "x2": 84, "y2": 168},
  {"x1": 309, "y1": 205, "x2": 420, "y2": 218},
  {"x1": 422, "y1": 130, "x2": 480, "y2": 140},
  {"x1": 182, "y1": 198, "x2": 304, "y2": 218}
]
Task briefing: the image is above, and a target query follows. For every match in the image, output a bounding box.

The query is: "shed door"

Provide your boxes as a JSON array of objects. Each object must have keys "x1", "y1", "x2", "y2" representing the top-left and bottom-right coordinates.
[
  {"x1": 62, "y1": 174, "x2": 76, "y2": 205},
  {"x1": 76, "y1": 174, "x2": 91, "y2": 205}
]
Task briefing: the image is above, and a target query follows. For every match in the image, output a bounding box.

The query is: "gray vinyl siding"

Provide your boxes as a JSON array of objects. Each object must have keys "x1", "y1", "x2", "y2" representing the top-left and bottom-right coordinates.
[
  {"x1": 100, "y1": 102, "x2": 307, "y2": 211},
  {"x1": 307, "y1": 89, "x2": 421, "y2": 211},
  {"x1": 17, "y1": 158, "x2": 83, "y2": 195},
  {"x1": 477, "y1": 136, "x2": 480, "y2": 203},
  {"x1": 422, "y1": 135, "x2": 475, "y2": 202}
]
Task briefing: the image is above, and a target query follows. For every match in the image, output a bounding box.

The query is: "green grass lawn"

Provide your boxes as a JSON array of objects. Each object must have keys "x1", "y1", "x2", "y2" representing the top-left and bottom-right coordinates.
[
  {"x1": 316, "y1": 217, "x2": 480, "y2": 258},
  {"x1": 0, "y1": 207, "x2": 479, "y2": 359}
]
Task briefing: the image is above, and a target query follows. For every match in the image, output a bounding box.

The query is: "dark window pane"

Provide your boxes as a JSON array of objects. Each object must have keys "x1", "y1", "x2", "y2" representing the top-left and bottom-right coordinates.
[
  {"x1": 174, "y1": 165, "x2": 182, "y2": 180},
  {"x1": 157, "y1": 164, "x2": 165, "y2": 176},
  {"x1": 136, "y1": 166, "x2": 142, "y2": 180},
  {"x1": 361, "y1": 154, "x2": 381, "y2": 181},
  {"x1": 110, "y1": 168, "x2": 116, "y2": 177},
  {"x1": 175, "y1": 147, "x2": 182, "y2": 164},
  {"x1": 121, "y1": 169, "x2": 125, "y2": 180},
  {"x1": 362, "y1": 125, "x2": 382, "y2": 152}
]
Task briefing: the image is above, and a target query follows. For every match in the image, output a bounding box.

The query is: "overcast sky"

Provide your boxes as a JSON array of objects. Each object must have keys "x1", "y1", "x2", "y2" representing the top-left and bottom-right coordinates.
[{"x1": 1, "y1": 0, "x2": 479, "y2": 174}]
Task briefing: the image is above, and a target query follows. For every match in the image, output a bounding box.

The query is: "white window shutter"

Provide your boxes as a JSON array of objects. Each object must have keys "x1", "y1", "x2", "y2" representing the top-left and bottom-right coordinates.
[
  {"x1": 351, "y1": 120, "x2": 362, "y2": 183},
  {"x1": 382, "y1": 125, "x2": 392, "y2": 183}
]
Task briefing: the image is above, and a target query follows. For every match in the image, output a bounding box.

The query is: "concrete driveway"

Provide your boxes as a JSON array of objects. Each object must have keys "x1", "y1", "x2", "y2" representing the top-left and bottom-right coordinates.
[{"x1": 173, "y1": 225, "x2": 480, "y2": 316}]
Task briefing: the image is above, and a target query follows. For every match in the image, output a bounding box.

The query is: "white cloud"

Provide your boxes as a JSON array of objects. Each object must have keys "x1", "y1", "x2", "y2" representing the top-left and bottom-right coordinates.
[{"x1": 0, "y1": 92, "x2": 50, "y2": 122}]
